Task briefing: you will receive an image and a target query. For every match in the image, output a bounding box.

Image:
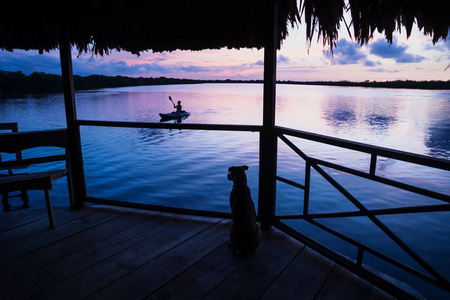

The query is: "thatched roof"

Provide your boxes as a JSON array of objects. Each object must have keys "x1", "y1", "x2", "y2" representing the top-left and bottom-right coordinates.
[
  {"x1": 0, "y1": 0, "x2": 448, "y2": 55},
  {"x1": 0, "y1": 0, "x2": 298, "y2": 55}
]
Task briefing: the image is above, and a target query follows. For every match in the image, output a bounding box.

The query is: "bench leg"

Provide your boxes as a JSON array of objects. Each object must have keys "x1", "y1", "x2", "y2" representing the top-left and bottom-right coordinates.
[
  {"x1": 2, "y1": 192, "x2": 11, "y2": 212},
  {"x1": 66, "y1": 173, "x2": 76, "y2": 209},
  {"x1": 21, "y1": 189, "x2": 29, "y2": 208},
  {"x1": 44, "y1": 190, "x2": 55, "y2": 229}
]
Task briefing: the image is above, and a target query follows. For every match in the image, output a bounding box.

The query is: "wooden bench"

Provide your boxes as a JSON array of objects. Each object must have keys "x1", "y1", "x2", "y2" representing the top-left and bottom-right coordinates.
[
  {"x1": 0, "y1": 129, "x2": 74, "y2": 228},
  {"x1": 0, "y1": 122, "x2": 30, "y2": 210}
]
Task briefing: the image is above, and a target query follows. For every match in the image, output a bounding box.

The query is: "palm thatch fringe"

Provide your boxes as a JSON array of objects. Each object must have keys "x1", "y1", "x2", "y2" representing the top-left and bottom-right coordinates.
[{"x1": 300, "y1": 0, "x2": 449, "y2": 51}]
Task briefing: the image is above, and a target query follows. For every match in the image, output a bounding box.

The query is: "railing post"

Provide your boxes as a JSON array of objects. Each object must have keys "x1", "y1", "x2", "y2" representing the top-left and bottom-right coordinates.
[
  {"x1": 258, "y1": 0, "x2": 278, "y2": 231},
  {"x1": 303, "y1": 162, "x2": 311, "y2": 215},
  {"x1": 370, "y1": 153, "x2": 377, "y2": 176},
  {"x1": 59, "y1": 41, "x2": 87, "y2": 208}
]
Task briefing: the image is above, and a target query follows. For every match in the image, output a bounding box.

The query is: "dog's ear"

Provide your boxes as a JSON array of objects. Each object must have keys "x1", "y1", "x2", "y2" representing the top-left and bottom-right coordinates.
[{"x1": 242, "y1": 165, "x2": 249, "y2": 171}]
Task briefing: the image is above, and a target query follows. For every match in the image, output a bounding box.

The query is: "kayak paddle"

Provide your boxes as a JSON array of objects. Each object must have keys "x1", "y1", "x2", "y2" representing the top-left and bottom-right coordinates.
[{"x1": 168, "y1": 96, "x2": 175, "y2": 107}]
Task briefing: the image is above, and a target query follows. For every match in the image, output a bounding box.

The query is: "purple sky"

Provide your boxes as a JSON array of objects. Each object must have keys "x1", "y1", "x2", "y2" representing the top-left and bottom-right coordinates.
[{"x1": 1, "y1": 26, "x2": 449, "y2": 81}]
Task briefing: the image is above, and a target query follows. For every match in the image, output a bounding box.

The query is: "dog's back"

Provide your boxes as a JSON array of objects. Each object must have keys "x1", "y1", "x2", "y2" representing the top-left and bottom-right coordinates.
[
  {"x1": 230, "y1": 185, "x2": 256, "y2": 231},
  {"x1": 228, "y1": 166, "x2": 262, "y2": 254}
]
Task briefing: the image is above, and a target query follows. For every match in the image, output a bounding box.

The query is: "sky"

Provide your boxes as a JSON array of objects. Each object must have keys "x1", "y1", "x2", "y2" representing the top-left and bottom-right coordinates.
[{"x1": 0, "y1": 24, "x2": 449, "y2": 82}]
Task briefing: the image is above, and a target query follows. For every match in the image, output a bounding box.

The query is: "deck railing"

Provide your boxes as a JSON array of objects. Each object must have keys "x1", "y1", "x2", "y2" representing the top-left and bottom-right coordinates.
[
  {"x1": 273, "y1": 126, "x2": 450, "y2": 298},
  {"x1": 76, "y1": 120, "x2": 261, "y2": 219},
  {"x1": 75, "y1": 120, "x2": 449, "y2": 298}
]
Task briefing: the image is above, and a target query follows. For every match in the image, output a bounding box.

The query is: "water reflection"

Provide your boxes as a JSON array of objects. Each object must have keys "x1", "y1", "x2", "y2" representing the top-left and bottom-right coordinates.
[
  {"x1": 322, "y1": 97, "x2": 357, "y2": 128},
  {"x1": 137, "y1": 127, "x2": 186, "y2": 145},
  {"x1": 321, "y1": 94, "x2": 404, "y2": 138},
  {"x1": 364, "y1": 114, "x2": 397, "y2": 131},
  {"x1": 424, "y1": 121, "x2": 450, "y2": 159}
]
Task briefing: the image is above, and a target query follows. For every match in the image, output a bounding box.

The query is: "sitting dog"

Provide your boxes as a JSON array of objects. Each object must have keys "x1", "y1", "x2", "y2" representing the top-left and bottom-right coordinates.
[{"x1": 228, "y1": 165, "x2": 262, "y2": 255}]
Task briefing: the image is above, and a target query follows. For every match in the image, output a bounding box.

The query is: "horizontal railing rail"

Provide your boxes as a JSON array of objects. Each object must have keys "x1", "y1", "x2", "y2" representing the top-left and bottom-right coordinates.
[
  {"x1": 276, "y1": 126, "x2": 450, "y2": 171},
  {"x1": 274, "y1": 126, "x2": 450, "y2": 295},
  {"x1": 276, "y1": 129, "x2": 450, "y2": 203},
  {"x1": 76, "y1": 119, "x2": 262, "y2": 132}
]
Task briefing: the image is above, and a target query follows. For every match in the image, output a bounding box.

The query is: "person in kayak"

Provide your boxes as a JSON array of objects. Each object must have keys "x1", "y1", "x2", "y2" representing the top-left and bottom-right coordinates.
[{"x1": 174, "y1": 101, "x2": 182, "y2": 113}]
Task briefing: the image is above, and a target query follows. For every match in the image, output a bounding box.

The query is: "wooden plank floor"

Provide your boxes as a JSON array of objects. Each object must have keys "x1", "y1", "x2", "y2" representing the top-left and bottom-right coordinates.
[{"x1": 0, "y1": 205, "x2": 407, "y2": 299}]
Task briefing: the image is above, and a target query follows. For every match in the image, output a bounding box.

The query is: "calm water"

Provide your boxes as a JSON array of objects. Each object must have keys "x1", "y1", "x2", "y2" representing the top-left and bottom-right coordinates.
[{"x1": 1, "y1": 84, "x2": 449, "y2": 298}]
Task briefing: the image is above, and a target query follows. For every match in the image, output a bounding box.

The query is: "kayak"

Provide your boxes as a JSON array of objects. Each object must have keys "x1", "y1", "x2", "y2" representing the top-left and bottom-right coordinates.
[{"x1": 159, "y1": 111, "x2": 190, "y2": 119}]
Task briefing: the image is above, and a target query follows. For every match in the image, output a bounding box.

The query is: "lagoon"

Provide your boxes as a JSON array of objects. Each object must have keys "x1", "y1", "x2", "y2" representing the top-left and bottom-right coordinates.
[{"x1": 1, "y1": 83, "x2": 449, "y2": 298}]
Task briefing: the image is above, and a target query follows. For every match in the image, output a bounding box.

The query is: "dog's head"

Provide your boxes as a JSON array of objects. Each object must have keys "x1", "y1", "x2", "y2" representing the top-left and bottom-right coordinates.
[{"x1": 228, "y1": 165, "x2": 249, "y2": 185}]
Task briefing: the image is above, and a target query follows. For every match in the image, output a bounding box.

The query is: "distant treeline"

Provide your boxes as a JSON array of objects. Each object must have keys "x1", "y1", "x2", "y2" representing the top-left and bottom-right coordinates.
[
  {"x1": 0, "y1": 70, "x2": 210, "y2": 94},
  {"x1": 279, "y1": 80, "x2": 450, "y2": 90},
  {"x1": 0, "y1": 71, "x2": 63, "y2": 94},
  {"x1": 1, "y1": 70, "x2": 449, "y2": 95}
]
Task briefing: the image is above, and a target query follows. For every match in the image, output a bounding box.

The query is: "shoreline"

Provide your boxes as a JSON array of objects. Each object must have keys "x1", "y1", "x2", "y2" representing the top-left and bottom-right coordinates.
[{"x1": 1, "y1": 70, "x2": 449, "y2": 96}]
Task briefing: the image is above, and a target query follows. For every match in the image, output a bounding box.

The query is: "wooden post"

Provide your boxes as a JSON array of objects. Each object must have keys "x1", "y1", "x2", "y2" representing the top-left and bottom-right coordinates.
[
  {"x1": 258, "y1": 0, "x2": 278, "y2": 231},
  {"x1": 59, "y1": 41, "x2": 87, "y2": 208}
]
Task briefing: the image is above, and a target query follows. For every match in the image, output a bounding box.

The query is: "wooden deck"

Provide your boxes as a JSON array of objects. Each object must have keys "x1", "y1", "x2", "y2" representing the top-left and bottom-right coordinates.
[{"x1": 0, "y1": 205, "x2": 403, "y2": 299}]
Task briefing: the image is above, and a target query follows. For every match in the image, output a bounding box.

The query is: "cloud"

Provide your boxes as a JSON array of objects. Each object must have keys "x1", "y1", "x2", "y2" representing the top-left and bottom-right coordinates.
[
  {"x1": 0, "y1": 49, "x2": 225, "y2": 77},
  {"x1": 369, "y1": 68, "x2": 399, "y2": 73},
  {"x1": 277, "y1": 54, "x2": 291, "y2": 64},
  {"x1": 363, "y1": 60, "x2": 381, "y2": 67},
  {"x1": 72, "y1": 59, "x2": 174, "y2": 76},
  {"x1": 424, "y1": 39, "x2": 450, "y2": 52},
  {"x1": 142, "y1": 52, "x2": 170, "y2": 62},
  {"x1": 179, "y1": 65, "x2": 210, "y2": 73},
  {"x1": 329, "y1": 39, "x2": 367, "y2": 65},
  {"x1": 369, "y1": 39, "x2": 425, "y2": 63},
  {"x1": 252, "y1": 60, "x2": 264, "y2": 66},
  {"x1": 0, "y1": 50, "x2": 62, "y2": 74},
  {"x1": 250, "y1": 55, "x2": 291, "y2": 66},
  {"x1": 424, "y1": 38, "x2": 450, "y2": 60},
  {"x1": 326, "y1": 38, "x2": 426, "y2": 68}
]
